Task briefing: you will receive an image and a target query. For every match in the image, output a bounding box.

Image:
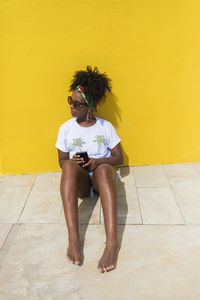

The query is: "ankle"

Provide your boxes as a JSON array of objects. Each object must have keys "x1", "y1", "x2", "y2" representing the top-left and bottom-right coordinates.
[
  {"x1": 104, "y1": 240, "x2": 118, "y2": 246},
  {"x1": 68, "y1": 234, "x2": 80, "y2": 242}
]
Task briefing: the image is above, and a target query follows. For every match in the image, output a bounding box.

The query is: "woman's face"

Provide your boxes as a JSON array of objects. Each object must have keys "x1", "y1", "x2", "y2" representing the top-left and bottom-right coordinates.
[{"x1": 70, "y1": 90, "x2": 88, "y2": 118}]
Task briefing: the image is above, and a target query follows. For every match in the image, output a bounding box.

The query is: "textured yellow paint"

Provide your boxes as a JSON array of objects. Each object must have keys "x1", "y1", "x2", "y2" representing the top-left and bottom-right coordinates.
[{"x1": 1, "y1": 0, "x2": 200, "y2": 174}]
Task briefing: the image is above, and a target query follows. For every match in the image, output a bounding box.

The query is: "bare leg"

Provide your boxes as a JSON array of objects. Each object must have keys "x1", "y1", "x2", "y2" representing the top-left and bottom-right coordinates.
[
  {"x1": 92, "y1": 164, "x2": 118, "y2": 273},
  {"x1": 60, "y1": 160, "x2": 90, "y2": 265}
]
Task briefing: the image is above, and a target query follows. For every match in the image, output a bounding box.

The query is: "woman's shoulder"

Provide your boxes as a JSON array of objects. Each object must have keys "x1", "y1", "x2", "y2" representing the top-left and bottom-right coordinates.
[
  {"x1": 59, "y1": 117, "x2": 76, "y2": 129},
  {"x1": 57, "y1": 118, "x2": 76, "y2": 134},
  {"x1": 95, "y1": 117, "x2": 114, "y2": 128}
]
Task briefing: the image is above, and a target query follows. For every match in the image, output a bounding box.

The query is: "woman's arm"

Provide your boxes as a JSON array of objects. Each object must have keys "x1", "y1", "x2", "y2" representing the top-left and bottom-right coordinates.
[
  {"x1": 57, "y1": 149, "x2": 69, "y2": 169},
  {"x1": 57, "y1": 149, "x2": 86, "y2": 169},
  {"x1": 98, "y1": 143, "x2": 123, "y2": 166},
  {"x1": 82, "y1": 143, "x2": 123, "y2": 170}
]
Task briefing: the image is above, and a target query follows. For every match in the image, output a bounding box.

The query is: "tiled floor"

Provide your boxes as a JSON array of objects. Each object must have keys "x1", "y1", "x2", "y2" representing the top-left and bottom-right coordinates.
[{"x1": 0, "y1": 162, "x2": 200, "y2": 299}]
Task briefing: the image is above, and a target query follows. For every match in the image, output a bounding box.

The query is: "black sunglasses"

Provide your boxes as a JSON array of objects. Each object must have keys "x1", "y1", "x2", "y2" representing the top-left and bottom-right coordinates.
[{"x1": 67, "y1": 96, "x2": 87, "y2": 109}]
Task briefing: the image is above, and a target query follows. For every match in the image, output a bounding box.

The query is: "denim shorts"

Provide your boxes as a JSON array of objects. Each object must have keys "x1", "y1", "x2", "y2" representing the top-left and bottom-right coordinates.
[
  {"x1": 87, "y1": 168, "x2": 121, "y2": 198},
  {"x1": 87, "y1": 170, "x2": 97, "y2": 198},
  {"x1": 88, "y1": 170, "x2": 94, "y2": 180}
]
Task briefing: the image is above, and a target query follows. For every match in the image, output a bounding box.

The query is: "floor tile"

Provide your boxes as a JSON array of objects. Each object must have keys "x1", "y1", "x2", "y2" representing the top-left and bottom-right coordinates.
[
  {"x1": 163, "y1": 162, "x2": 200, "y2": 188},
  {"x1": 0, "y1": 173, "x2": 37, "y2": 187},
  {"x1": 0, "y1": 224, "x2": 13, "y2": 249},
  {"x1": 0, "y1": 224, "x2": 200, "y2": 300},
  {"x1": 0, "y1": 176, "x2": 3, "y2": 184},
  {"x1": 172, "y1": 184, "x2": 200, "y2": 224},
  {"x1": 18, "y1": 173, "x2": 61, "y2": 223},
  {"x1": 133, "y1": 164, "x2": 170, "y2": 187},
  {"x1": 0, "y1": 186, "x2": 31, "y2": 223},
  {"x1": 32, "y1": 171, "x2": 61, "y2": 190},
  {"x1": 1, "y1": 164, "x2": 200, "y2": 299},
  {"x1": 138, "y1": 187, "x2": 184, "y2": 224},
  {"x1": 193, "y1": 161, "x2": 200, "y2": 175}
]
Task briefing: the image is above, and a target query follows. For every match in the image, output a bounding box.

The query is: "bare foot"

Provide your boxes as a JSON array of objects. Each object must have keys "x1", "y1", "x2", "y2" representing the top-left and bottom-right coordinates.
[
  {"x1": 66, "y1": 238, "x2": 82, "y2": 265},
  {"x1": 98, "y1": 241, "x2": 118, "y2": 273}
]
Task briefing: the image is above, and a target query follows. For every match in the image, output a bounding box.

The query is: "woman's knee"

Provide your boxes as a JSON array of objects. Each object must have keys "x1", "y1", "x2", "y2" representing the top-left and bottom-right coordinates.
[
  {"x1": 95, "y1": 163, "x2": 116, "y2": 180},
  {"x1": 62, "y1": 160, "x2": 90, "y2": 185},
  {"x1": 62, "y1": 160, "x2": 79, "y2": 173},
  {"x1": 61, "y1": 160, "x2": 82, "y2": 182}
]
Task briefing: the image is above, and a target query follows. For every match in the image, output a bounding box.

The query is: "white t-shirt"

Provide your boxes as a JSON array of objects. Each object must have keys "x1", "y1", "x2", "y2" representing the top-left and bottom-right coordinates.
[{"x1": 55, "y1": 117, "x2": 121, "y2": 159}]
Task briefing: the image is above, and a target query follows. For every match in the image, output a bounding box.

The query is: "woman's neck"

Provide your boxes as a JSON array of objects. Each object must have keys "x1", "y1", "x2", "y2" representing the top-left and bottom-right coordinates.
[{"x1": 77, "y1": 115, "x2": 96, "y2": 127}]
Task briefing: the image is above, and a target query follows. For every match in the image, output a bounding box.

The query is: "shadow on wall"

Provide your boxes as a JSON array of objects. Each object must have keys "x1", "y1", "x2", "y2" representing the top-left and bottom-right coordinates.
[
  {"x1": 96, "y1": 91, "x2": 121, "y2": 129},
  {"x1": 96, "y1": 91, "x2": 129, "y2": 166}
]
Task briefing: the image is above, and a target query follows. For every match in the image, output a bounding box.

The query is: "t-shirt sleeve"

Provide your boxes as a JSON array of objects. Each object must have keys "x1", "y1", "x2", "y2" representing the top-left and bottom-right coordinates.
[
  {"x1": 55, "y1": 125, "x2": 69, "y2": 152},
  {"x1": 106, "y1": 121, "x2": 121, "y2": 150}
]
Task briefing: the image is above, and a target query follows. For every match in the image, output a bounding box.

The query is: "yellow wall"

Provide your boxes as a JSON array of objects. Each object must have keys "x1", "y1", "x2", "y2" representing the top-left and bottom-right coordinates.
[{"x1": 1, "y1": 0, "x2": 200, "y2": 175}]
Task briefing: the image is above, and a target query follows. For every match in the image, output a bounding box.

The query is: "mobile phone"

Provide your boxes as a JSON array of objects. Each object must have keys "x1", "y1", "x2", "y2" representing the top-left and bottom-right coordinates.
[{"x1": 76, "y1": 151, "x2": 89, "y2": 167}]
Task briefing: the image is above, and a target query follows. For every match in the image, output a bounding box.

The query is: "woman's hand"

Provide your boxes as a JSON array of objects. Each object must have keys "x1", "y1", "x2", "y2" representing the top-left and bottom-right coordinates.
[
  {"x1": 71, "y1": 154, "x2": 84, "y2": 165},
  {"x1": 82, "y1": 157, "x2": 100, "y2": 170}
]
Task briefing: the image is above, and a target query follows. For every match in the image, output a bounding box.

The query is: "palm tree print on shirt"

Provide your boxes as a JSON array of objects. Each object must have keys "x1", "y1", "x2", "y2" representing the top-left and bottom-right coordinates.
[
  {"x1": 93, "y1": 135, "x2": 106, "y2": 154},
  {"x1": 72, "y1": 138, "x2": 86, "y2": 152}
]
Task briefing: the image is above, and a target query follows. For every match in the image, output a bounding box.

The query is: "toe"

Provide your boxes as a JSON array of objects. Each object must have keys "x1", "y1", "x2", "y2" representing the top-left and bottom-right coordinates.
[
  {"x1": 71, "y1": 256, "x2": 75, "y2": 264},
  {"x1": 106, "y1": 264, "x2": 115, "y2": 271},
  {"x1": 111, "y1": 264, "x2": 115, "y2": 269},
  {"x1": 66, "y1": 254, "x2": 72, "y2": 262},
  {"x1": 98, "y1": 267, "x2": 104, "y2": 273}
]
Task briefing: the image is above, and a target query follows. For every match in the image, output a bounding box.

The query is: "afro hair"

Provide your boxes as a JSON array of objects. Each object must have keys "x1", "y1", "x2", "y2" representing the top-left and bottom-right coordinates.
[{"x1": 69, "y1": 65, "x2": 112, "y2": 110}]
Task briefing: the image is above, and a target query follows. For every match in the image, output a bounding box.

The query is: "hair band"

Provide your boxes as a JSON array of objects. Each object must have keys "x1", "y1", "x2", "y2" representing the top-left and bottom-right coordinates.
[{"x1": 75, "y1": 85, "x2": 94, "y2": 111}]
